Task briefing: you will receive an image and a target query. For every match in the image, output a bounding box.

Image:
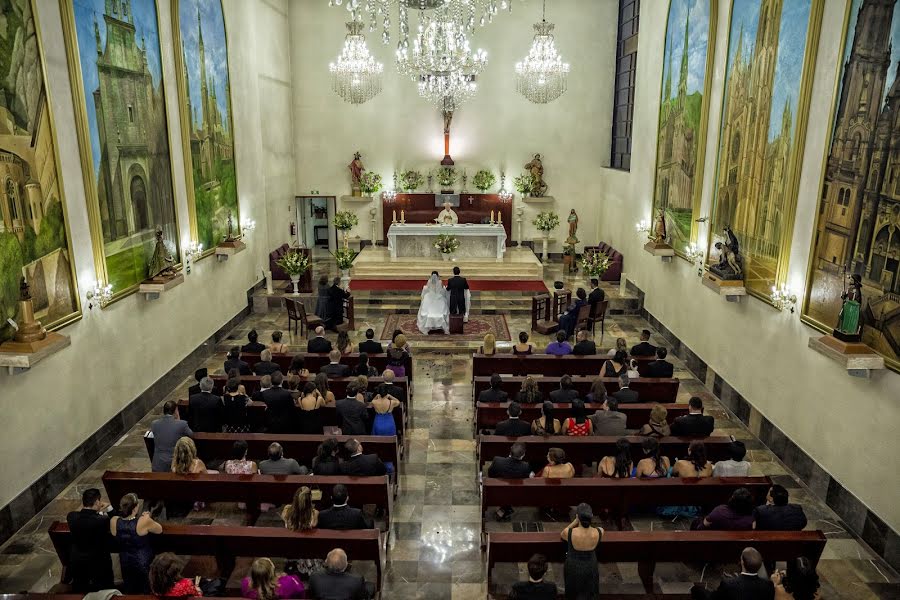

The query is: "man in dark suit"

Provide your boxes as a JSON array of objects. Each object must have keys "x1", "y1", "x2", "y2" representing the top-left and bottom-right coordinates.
[
  {"x1": 188, "y1": 377, "x2": 223, "y2": 433},
  {"x1": 251, "y1": 375, "x2": 273, "y2": 403},
  {"x1": 188, "y1": 368, "x2": 207, "y2": 396},
  {"x1": 339, "y1": 439, "x2": 387, "y2": 476},
  {"x1": 477, "y1": 374, "x2": 509, "y2": 403},
  {"x1": 612, "y1": 374, "x2": 639, "y2": 404},
  {"x1": 495, "y1": 402, "x2": 532, "y2": 436},
  {"x1": 381, "y1": 369, "x2": 406, "y2": 404},
  {"x1": 321, "y1": 350, "x2": 352, "y2": 378},
  {"x1": 587, "y1": 278, "x2": 605, "y2": 306},
  {"x1": 630, "y1": 329, "x2": 657, "y2": 357},
  {"x1": 590, "y1": 397, "x2": 628, "y2": 436},
  {"x1": 693, "y1": 547, "x2": 774, "y2": 600},
  {"x1": 358, "y1": 328, "x2": 383, "y2": 354},
  {"x1": 753, "y1": 485, "x2": 808, "y2": 531},
  {"x1": 549, "y1": 375, "x2": 579, "y2": 403},
  {"x1": 510, "y1": 554, "x2": 558, "y2": 600},
  {"x1": 446, "y1": 266, "x2": 470, "y2": 321},
  {"x1": 671, "y1": 397, "x2": 715, "y2": 437},
  {"x1": 308, "y1": 326, "x2": 333, "y2": 353},
  {"x1": 241, "y1": 329, "x2": 266, "y2": 354},
  {"x1": 487, "y1": 442, "x2": 532, "y2": 520},
  {"x1": 253, "y1": 349, "x2": 279, "y2": 376},
  {"x1": 309, "y1": 548, "x2": 373, "y2": 600},
  {"x1": 647, "y1": 346, "x2": 674, "y2": 378},
  {"x1": 150, "y1": 401, "x2": 193, "y2": 472},
  {"x1": 261, "y1": 371, "x2": 295, "y2": 433},
  {"x1": 316, "y1": 484, "x2": 373, "y2": 530},
  {"x1": 336, "y1": 386, "x2": 368, "y2": 435},
  {"x1": 223, "y1": 347, "x2": 251, "y2": 375},
  {"x1": 66, "y1": 488, "x2": 114, "y2": 592},
  {"x1": 572, "y1": 330, "x2": 597, "y2": 355},
  {"x1": 326, "y1": 277, "x2": 351, "y2": 330}
]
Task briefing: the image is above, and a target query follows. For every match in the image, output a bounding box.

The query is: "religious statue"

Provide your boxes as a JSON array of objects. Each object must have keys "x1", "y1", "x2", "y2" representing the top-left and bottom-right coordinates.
[
  {"x1": 148, "y1": 226, "x2": 176, "y2": 279},
  {"x1": 348, "y1": 151, "x2": 365, "y2": 196},
  {"x1": 19, "y1": 277, "x2": 31, "y2": 301},
  {"x1": 435, "y1": 201, "x2": 459, "y2": 225},
  {"x1": 524, "y1": 153, "x2": 548, "y2": 197},
  {"x1": 567, "y1": 209, "x2": 579, "y2": 241},
  {"x1": 653, "y1": 208, "x2": 667, "y2": 244},
  {"x1": 836, "y1": 273, "x2": 864, "y2": 339},
  {"x1": 223, "y1": 213, "x2": 239, "y2": 242},
  {"x1": 709, "y1": 226, "x2": 743, "y2": 280}
]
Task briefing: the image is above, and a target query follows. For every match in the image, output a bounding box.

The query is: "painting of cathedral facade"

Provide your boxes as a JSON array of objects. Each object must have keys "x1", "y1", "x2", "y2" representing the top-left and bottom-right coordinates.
[
  {"x1": 0, "y1": 0, "x2": 79, "y2": 342},
  {"x1": 174, "y1": 0, "x2": 238, "y2": 251},
  {"x1": 652, "y1": 0, "x2": 714, "y2": 254},
  {"x1": 709, "y1": 0, "x2": 820, "y2": 297},
  {"x1": 63, "y1": 0, "x2": 179, "y2": 293},
  {"x1": 804, "y1": 0, "x2": 900, "y2": 368}
]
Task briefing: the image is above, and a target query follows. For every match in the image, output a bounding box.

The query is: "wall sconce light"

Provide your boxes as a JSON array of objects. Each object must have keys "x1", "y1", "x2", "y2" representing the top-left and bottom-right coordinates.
[
  {"x1": 771, "y1": 286, "x2": 798, "y2": 313},
  {"x1": 240, "y1": 218, "x2": 256, "y2": 232},
  {"x1": 382, "y1": 172, "x2": 398, "y2": 201},
  {"x1": 86, "y1": 282, "x2": 113, "y2": 310},
  {"x1": 635, "y1": 219, "x2": 651, "y2": 235},
  {"x1": 498, "y1": 172, "x2": 513, "y2": 201},
  {"x1": 184, "y1": 241, "x2": 203, "y2": 274},
  {"x1": 685, "y1": 243, "x2": 704, "y2": 264}
]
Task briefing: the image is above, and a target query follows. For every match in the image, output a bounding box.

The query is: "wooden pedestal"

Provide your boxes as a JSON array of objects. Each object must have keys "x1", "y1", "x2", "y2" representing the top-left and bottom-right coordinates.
[
  {"x1": 0, "y1": 331, "x2": 71, "y2": 374},
  {"x1": 139, "y1": 272, "x2": 185, "y2": 300},
  {"x1": 808, "y1": 335, "x2": 885, "y2": 378},
  {"x1": 215, "y1": 240, "x2": 246, "y2": 261},
  {"x1": 644, "y1": 240, "x2": 675, "y2": 262},
  {"x1": 701, "y1": 272, "x2": 746, "y2": 302}
]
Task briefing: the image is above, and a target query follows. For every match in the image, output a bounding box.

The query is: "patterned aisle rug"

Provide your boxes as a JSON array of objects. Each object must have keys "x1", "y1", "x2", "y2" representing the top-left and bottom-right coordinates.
[{"x1": 380, "y1": 313, "x2": 511, "y2": 342}]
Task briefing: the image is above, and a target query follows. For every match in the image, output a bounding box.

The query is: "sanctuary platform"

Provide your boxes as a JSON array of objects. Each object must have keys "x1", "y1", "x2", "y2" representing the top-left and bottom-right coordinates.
[{"x1": 349, "y1": 245, "x2": 543, "y2": 281}]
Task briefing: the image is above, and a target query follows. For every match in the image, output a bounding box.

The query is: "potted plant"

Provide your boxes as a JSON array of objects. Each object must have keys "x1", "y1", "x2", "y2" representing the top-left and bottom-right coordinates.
[
  {"x1": 562, "y1": 242, "x2": 578, "y2": 273},
  {"x1": 473, "y1": 169, "x2": 496, "y2": 193},
  {"x1": 580, "y1": 250, "x2": 611, "y2": 283},
  {"x1": 436, "y1": 167, "x2": 457, "y2": 194},
  {"x1": 434, "y1": 233, "x2": 461, "y2": 261},
  {"x1": 514, "y1": 172, "x2": 535, "y2": 196},
  {"x1": 532, "y1": 211, "x2": 560, "y2": 239},
  {"x1": 275, "y1": 249, "x2": 310, "y2": 295},
  {"x1": 331, "y1": 247, "x2": 358, "y2": 279},
  {"x1": 400, "y1": 169, "x2": 424, "y2": 192},
  {"x1": 333, "y1": 210, "x2": 359, "y2": 248},
  {"x1": 359, "y1": 172, "x2": 382, "y2": 196}
]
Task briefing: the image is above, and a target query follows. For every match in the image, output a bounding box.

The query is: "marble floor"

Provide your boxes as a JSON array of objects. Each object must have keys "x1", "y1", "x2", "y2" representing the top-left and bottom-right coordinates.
[{"x1": 0, "y1": 262, "x2": 897, "y2": 599}]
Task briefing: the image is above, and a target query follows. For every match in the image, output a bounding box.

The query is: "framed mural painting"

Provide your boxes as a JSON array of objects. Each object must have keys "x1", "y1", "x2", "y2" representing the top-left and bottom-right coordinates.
[
  {"x1": 707, "y1": 0, "x2": 824, "y2": 299},
  {"x1": 172, "y1": 0, "x2": 239, "y2": 254},
  {"x1": 802, "y1": 0, "x2": 900, "y2": 372},
  {"x1": 0, "y1": 0, "x2": 81, "y2": 342},
  {"x1": 651, "y1": 0, "x2": 717, "y2": 258},
  {"x1": 60, "y1": 0, "x2": 180, "y2": 298}
]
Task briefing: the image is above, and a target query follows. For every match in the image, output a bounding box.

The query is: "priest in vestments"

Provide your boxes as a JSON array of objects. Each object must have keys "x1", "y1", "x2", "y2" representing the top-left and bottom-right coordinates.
[
  {"x1": 447, "y1": 266, "x2": 470, "y2": 322},
  {"x1": 325, "y1": 276, "x2": 351, "y2": 330}
]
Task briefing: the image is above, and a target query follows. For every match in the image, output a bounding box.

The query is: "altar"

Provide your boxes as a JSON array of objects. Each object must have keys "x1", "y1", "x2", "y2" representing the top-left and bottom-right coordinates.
[{"x1": 387, "y1": 223, "x2": 507, "y2": 259}]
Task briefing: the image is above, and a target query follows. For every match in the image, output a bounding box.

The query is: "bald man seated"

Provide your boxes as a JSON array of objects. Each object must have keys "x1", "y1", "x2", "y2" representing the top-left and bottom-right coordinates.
[
  {"x1": 308, "y1": 547, "x2": 374, "y2": 600},
  {"x1": 308, "y1": 326, "x2": 333, "y2": 354}
]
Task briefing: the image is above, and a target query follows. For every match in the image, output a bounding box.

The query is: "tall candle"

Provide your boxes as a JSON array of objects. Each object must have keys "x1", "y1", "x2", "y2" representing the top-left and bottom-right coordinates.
[
  {"x1": 392, "y1": 210, "x2": 397, "y2": 223},
  {"x1": 490, "y1": 210, "x2": 495, "y2": 224},
  {"x1": 498, "y1": 212, "x2": 502, "y2": 224},
  {"x1": 400, "y1": 209, "x2": 405, "y2": 223}
]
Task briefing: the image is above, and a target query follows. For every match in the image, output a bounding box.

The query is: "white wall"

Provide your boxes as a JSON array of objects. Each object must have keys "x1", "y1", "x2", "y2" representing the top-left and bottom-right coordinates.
[
  {"x1": 0, "y1": 0, "x2": 293, "y2": 510},
  {"x1": 595, "y1": 0, "x2": 900, "y2": 531},
  {"x1": 289, "y1": 0, "x2": 616, "y2": 248}
]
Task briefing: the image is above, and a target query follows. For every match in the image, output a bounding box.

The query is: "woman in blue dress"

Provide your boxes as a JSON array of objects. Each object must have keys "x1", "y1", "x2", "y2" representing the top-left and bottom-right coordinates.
[
  {"x1": 370, "y1": 384, "x2": 401, "y2": 473},
  {"x1": 109, "y1": 493, "x2": 162, "y2": 593}
]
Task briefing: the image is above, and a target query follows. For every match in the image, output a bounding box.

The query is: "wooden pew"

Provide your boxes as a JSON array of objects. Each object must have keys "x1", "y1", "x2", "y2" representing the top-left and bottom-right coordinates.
[
  {"x1": 0, "y1": 594, "x2": 694, "y2": 600},
  {"x1": 475, "y1": 402, "x2": 688, "y2": 432},
  {"x1": 208, "y1": 374, "x2": 409, "y2": 404},
  {"x1": 241, "y1": 352, "x2": 413, "y2": 384},
  {"x1": 486, "y1": 530, "x2": 826, "y2": 592},
  {"x1": 473, "y1": 376, "x2": 681, "y2": 404},
  {"x1": 48, "y1": 522, "x2": 384, "y2": 591},
  {"x1": 102, "y1": 471, "x2": 393, "y2": 530},
  {"x1": 473, "y1": 354, "x2": 656, "y2": 378}
]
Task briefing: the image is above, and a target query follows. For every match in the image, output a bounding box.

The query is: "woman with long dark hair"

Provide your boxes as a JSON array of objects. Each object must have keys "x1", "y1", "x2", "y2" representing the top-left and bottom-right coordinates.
[
  {"x1": 672, "y1": 440, "x2": 712, "y2": 477},
  {"x1": 531, "y1": 401, "x2": 561, "y2": 435},
  {"x1": 598, "y1": 438, "x2": 633, "y2": 478},
  {"x1": 634, "y1": 437, "x2": 670, "y2": 478},
  {"x1": 312, "y1": 438, "x2": 341, "y2": 475},
  {"x1": 772, "y1": 556, "x2": 820, "y2": 600},
  {"x1": 561, "y1": 399, "x2": 593, "y2": 436},
  {"x1": 694, "y1": 487, "x2": 755, "y2": 530},
  {"x1": 297, "y1": 381, "x2": 325, "y2": 435},
  {"x1": 149, "y1": 553, "x2": 200, "y2": 597},
  {"x1": 560, "y1": 503, "x2": 602, "y2": 599},
  {"x1": 313, "y1": 372, "x2": 335, "y2": 406},
  {"x1": 356, "y1": 352, "x2": 377, "y2": 376}
]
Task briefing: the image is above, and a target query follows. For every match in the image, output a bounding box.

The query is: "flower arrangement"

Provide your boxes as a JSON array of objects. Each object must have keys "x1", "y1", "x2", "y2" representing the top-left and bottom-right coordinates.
[
  {"x1": 400, "y1": 169, "x2": 424, "y2": 192},
  {"x1": 331, "y1": 247, "x2": 358, "y2": 270},
  {"x1": 359, "y1": 171, "x2": 382, "y2": 195},
  {"x1": 532, "y1": 211, "x2": 560, "y2": 233},
  {"x1": 275, "y1": 249, "x2": 310, "y2": 276},
  {"x1": 514, "y1": 172, "x2": 535, "y2": 195},
  {"x1": 436, "y1": 166, "x2": 457, "y2": 188},
  {"x1": 333, "y1": 210, "x2": 359, "y2": 231},
  {"x1": 433, "y1": 233, "x2": 461, "y2": 254},
  {"x1": 473, "y1": 169, "x2": 496, "y2": 192},
  {"x1": 580, "y1": 250, "x2": 612, "y2": 278}
]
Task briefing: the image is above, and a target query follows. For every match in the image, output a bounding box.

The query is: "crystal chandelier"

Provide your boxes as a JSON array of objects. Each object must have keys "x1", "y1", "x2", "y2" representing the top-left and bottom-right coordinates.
[
  {"x1": 515, "y1": 0, "x2": 569, "y2": 104},
  {"x1": 329, "y1": 20, "x2": 384, "y2": 105}
]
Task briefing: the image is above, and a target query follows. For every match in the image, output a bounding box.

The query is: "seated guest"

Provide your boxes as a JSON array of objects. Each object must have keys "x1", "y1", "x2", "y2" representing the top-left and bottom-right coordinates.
[
  {"x1": 713, "y1": 441, "x2": 751, "y2": 477},
  {"x1": 262, "y1": 371, "x2": 296, "y2": 433},
  {"x1": 588, "y1": 278, "x2": 605, "y2": 305},
  {"x1": 672, "y1": 440, "x2": 713, "y2": 477},
  {"x1": 172, "y1": 436, "x2": 205, "y2": 475},
  {"x1": 282, "y1": 486, "x2": 318, "y2": 531},
  {"x1": 538, "y1": 447, "x2": 575, "y2": 478},
  {"x1": 626, "y1": 358, "x2": 641, "y2": 379},
  {"x1": 601, "y1": 349, "x2": 628, "y2": 378},
  {"x1": 635, "y1": 437, "x2": 670, "y2": 478},
  {"x1": 516, "y1": 376, "x2": 542, "y2": 404},
  {"x1": 320, "y1": 349, "x2": 351, "y2": 378},
  {"x1": 385, "y1": 348, "x2": 407, "y2": 378},
  {"x1": 638, "y1": 403, "x2": 670, "y2": 437},
  {"x1": 585, "y1": 377, "x2": 607, "y2": 404},
  {"x1": 336, "y1": 330, "x2": 352, "y2": 355},
  {"x1": 355, "y1": 352, "x2": 378, "y2": 377},
  {"x1": 252, "y1": 375, "x2": 273, "y2": 403},
  {"x1": 222, "y1": 378, "x2": 251, "y2": 433},
  {"x1": 315, "y1": 373, "x2": 337, "y2": 406},
  {"x1": 309, "y1": 548, "x2": 372, "y2": 600},
  {"x1": 561, "y1": 399, "x2": 593, "y2": 436},
  {"x1": 110, "y1": 492, "x2": 162, "y2": 593},
  {"x1": 531, "y1": 401, "x2": 561, "y2": 435},
  {"x1": 188, "y1": 367, "x2": 207, "y2": 396},
  {"x1": 308, "y1": 326, "x2": 333, "y2": 353},
  {"x1": 630, "y1": 329, "x2": 657, "y2": 356},
  {"x1": 313, "y1": 438, "x2": 342, "y2": 475},
  {"x1": 590, "y1": 397, "x2": 627, "y2": 436},
  {"x1": 607, "y1": 336, "x2": 627, "y2": 357},
  {"x1": 671, "y1": 396, "x2": 714, "y2": 437},
  {"x1": 487, "y1": 442, "x2": 533, "y2": 520},
  {"x1": 224, "y1": 440, "x2": 258, "y2": 475},
  {"x1": 495, "y1": 402, "x2": 532, "y2": 436},
  {"x1": 381, "y1": 369, "x2": 406, "y2": 404},
  {"x1": 188, "y1": 376, "x2": 223, "y2": 433},
  {"x1": 285, "y1": 355, "x2": 309, "y2": 390},
  {"x1": 242, "y1": 329, "x2": 266, "y2": 354},
  {"x1": 297, "y1": 382, "x2": 326, "y2": 435},
  {"x1": 512, "y1": 331, "x2": 534, "y2": 355},
  {"x1": 150, "y1": 401, "x2": 192, "y2": 472},
  {"x1": 317, "y1": 484, "x2": 372, "y2": 530},
  {"x1": 612, "y1": 374, "x2": 639, "y2": 404},
  {"x1": 549, "y1": 374, "x2": 579, "y2": 403},
  {"x1": 242, "y1": 556, "x2": 305, "y2": 600},
  {"x1": 269, "y1": 330, "x2": 289, "y2": 354},
  {"x1": 149, "y1": 552, "x2": 201, "y2": 597},
  {"x1": 572, "y1": 329, "x2": 597, "y2": 355},
  {"x1": 336, "y1": 383, "x2": 368, "y2": 435},
  {"x1": 647, "y1": 346, "x2": 674, "y2": 378},
  {"x1": 558, "y1": 287, "x2": 588, "y2": 339},
  {"x1": 225, "y1": 347, "x2": 252, "y2": 375},
  {"x1": 478, "y1": 373, "x2": 509, "y2": 403},
  {"x1": 545, "y1": 330, "x2": 573, "y2": 356},
  {"x1": 259, "y1": 442, "x2": 306, "y2": 475},
  {"x1": 694, "y1": 488, "x2": 756, "y2": 530},
  {"x1": 480, "y1": 332, "x2": 497, "y2": 355},
  {"x1": 340, "y1": 439, "x2": 387, "y2": 476},
  {"x1": 387, "y1": 331, "x2": 411, "y2": 355},
  {"x1": 510, "y1": 553, "x2": 557, "y2": 600},
  {"x1": 772, "y1": 556, "x2": 819, "y2": 600},
  {"x1": 67, "y1": 488, "x2": 114, "y2": 592},
  {"x1": 358, "y1": 328, "x2": 384, "y2": 354},
  {"x1": 692, "y1": 547, "x2": 774, "y2": 600},
  {"x1": 254, "y1": 349, "x2": 280, "y2": 376},
  {"x1": 754, "y1": 485, "x2": 808, "y2": 531},
  {"x1": 598, "y1": 438, "x2": 632, "y2": 478}
]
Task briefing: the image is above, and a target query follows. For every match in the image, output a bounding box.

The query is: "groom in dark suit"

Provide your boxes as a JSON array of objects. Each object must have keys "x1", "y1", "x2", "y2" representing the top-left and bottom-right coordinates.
[{"x1": 446, "y1": 267, "x2": 469, "y2": 322}]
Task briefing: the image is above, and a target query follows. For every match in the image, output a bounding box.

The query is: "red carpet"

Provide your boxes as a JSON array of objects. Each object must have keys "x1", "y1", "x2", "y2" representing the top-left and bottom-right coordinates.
[
  {"x1": 351, "y1": 279, "x2": 547, "y2": 292},
  {"x1": 379, "y1": 314, "x2": 511, "y2": 341}
]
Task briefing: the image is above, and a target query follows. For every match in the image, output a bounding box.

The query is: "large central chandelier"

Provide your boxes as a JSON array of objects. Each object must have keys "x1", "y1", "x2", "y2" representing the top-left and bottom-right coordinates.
[
  {"x1": 515, "y1": 0, "x2": 569, "y2": 104},
  {"x1": 329, "y1": 20, "x2": 384, "y2": 105}
]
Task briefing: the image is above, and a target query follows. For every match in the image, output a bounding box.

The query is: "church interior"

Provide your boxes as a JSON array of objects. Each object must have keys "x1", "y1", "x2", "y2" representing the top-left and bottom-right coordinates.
[{"x1": 0, "y1": 0, "x2": 899, "y2": 598}]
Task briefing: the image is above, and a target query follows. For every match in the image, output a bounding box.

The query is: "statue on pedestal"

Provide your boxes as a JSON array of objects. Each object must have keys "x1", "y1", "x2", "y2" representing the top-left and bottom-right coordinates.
[
  {"x1": 653, "y1": 208, "x2": 667, "y2": 244},
  {"x1": 148, "y1": 226, "x2": 177, "y2": 279},
  {"x1": 835, "y1": 273, "x2": 864, "y2": 340},
  {"x1": 223, "y1": 213, "x2": 239, "y2": 242},
  {"x1": 567, "y1": 209, "x2": 579, "y2": 241},
  {"x1": 435, "y1": 201, "x2": 459, "y2": 225},
  {"x1": 348, "y1": 152, "x2": 365, "y2": 196},
  {"x1": 709, "y1": 226, "x2": 743, "y2": 280},
  {"x1": 12, "y1": 277, "x2": 46, "y2": 343},
  {"x1": 524, "y1": 153, "x2": 548, "y2": 197}
]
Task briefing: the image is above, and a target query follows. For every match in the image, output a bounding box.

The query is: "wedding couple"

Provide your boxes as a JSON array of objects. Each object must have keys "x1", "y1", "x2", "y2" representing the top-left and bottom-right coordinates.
[{"x1": 416, "y1": 267, "x2": 470, "y2": 334}]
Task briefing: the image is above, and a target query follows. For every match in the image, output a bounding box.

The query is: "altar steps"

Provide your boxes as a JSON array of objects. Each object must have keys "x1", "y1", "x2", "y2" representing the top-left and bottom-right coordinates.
[
  {"x1": 349, "y1": 246, "x2": 544, "y2": 281},
  {"x1": 350, "y1": 290, "x2": 536, "y2": 320}
]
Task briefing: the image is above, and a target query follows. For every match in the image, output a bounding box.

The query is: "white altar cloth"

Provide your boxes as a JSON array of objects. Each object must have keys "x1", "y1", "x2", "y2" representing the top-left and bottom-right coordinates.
[{"x1": 387, "y1": 223, "x2": 507, "y2": 259}]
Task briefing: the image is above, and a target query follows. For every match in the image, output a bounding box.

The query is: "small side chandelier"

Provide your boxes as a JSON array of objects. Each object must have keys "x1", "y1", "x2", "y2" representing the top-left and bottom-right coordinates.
[
  {"x1": 329, "y1": 19, "x2": 384, "y2": 105},
  {"x1": 685, "y1": 243, "x2": 704, "y2": 264},
  {"x1": 498, "y1": 172, "x2": 513, "y2": 201},
  {"x1": 86, "y1": 282, "x2": 113, "y2": 310},
  {"x1": 771, "y1": 286, "x2": 798, "y2": 313},
  {"x1": 515, "y1": 0, "x2": 569, "y2": 104},
  {"x1": 635, "y1": 219, "x2": 651, "y2": 235},
  {"x1": 383, "y1": 172, "x2": 399, "y2": 201}
]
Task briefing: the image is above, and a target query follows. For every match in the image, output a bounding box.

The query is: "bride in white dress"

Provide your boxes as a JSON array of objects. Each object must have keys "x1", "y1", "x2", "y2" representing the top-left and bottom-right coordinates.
[{"x1": 417, "y1": 272, "x2": 450, "y2": 334}]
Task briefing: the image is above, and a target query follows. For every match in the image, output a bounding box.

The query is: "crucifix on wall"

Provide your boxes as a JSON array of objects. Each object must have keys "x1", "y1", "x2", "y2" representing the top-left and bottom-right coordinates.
[{"x1": 441, "y1": 108, "x2": 455, "y2": 166}]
